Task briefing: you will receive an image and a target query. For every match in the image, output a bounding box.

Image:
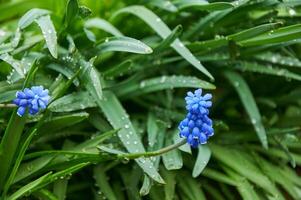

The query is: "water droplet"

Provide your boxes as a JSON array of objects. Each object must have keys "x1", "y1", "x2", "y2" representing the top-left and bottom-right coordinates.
[
  {"x1": 0, "y1": 29, "x2": 6, "y2": 37},
  {"x1": 289, "y1": 8, "x2": 296, "y2": 16},
  {"x1": 156, "y1": 18, "x2": 161, "y2": 22},
  {"x1": 160, "y1": 76, "x2": 166, "y2": 83},
  {"x1": 125, "y1": 124, "x2": 129, "y2": 129},
  {"x1": 140, "y1": 81, "x2": 145, "y2": 88},
  {"x1": 271, "y1": 56, "x2": 277, "y2": 63},
  {"x1": 234, "y1": 81, "x2": 240, "y2": 87}
]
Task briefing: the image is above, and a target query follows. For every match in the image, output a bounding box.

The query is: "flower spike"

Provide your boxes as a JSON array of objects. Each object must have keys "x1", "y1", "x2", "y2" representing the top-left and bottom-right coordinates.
[
  {"x1": 13, "y1": 86, "x2": 50, "y2": 117},
  {"x1": 179, "y1": 89, "x2": 214, "y2": 148}
]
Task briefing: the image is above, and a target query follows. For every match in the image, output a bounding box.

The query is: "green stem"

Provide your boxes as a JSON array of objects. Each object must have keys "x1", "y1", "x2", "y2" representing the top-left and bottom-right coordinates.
[
  {"x1": 0, "y1": 104, "x2": 16, "y2": 108},
  {"x1": 119, "y1": 139, "x2": 186, "y2": 159}
]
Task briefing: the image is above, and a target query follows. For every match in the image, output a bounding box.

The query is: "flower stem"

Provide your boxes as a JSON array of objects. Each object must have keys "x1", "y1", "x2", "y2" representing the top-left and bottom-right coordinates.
[
  {"x1": 119, "y1": 139, "x2": 186, "y2": 159},
  {"x1": 0, "y1": 104, "x2": 16, "y2": 108}
]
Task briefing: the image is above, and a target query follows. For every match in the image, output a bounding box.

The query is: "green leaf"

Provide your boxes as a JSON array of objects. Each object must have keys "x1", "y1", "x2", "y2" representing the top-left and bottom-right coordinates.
[
  {"x1": 177, "y1": 171, "x2": 206, "y2": 200},
  {"x1": 210, "y1": 145, "x2": 281, "y2": 196},
  {"x1": 18, "y1": 8, "x2": 50, "y2": 29},
  {"x1": 37, "y1": 163, "x2": 90, "y2": 192},
  {"x1": 223, "y1": 167, "x2": 260, "y2": 200},
  {"x1": 97, "y1": 91, "x2": 164, "y2": 184},
  {"x1": 7, "y1": 172, "x2": 52, "y2": 200},
  {"x1": 0, "y1": 90, "x2": 17, "y2": 103},
  {"x1": 114, "y1": 75, "x2": 215, "y2": 97},
  {"x1": 11, "y1": 28, "x2": 22, "y2": 48},
  {"x1": 162, "y1": 133, "x2": 183, "y2": 170},
  {"x1": 161, "y1": 168, "x2": 176, "y2": 200},
  {"x1": 65, "y1": 0, "x2": 79, "y2": 26},
  {"x1": 93, "y1": 165, "x2": 117, "y2": 200},
  {"x1": 239, "y1": 24, "x2": 301, "y2": 46},
  {"x1": 174, "y1": 0, "x2": 234, "y2": 11},
  {"x1": 113, "y1": 5, "x2": 213, "y2": 80},
  {"x1": 39, "y1": 112, "x2": 89, "y2": 133},
  {"x1": 35, "y1": 15, "x2": 58, "y2": 58},
  {"x1": 0, "y1": 112, "x2": 27, "y2": 191},
  {"x1": 85, "y1": 18, "x2": 123, "y2": 36},
  {"x1": 0, "y1": 53, "x2": 25, "y2": 77},
  {"x1": 47, "y1": 63, "x2": 79, "y2": 86},
  {"x1": 14, "y1": 156, "x2": 55, "y2": 184},
  {"x1": 224, "y1": 71, "x2": 268, "y2": 148},
  {"x1": 228, "y1": 22, "x2": 282, "y2": 41},
  {"x1": 53, "y1": 179, "x2": 68, "y2": 200},
  {"x1": 147, "y1": 113, "x2": 159, "y2": 148},
  {"x1": 79, "y1": 6, "x2": 92, "y2": 18},
  {"x1": 188, "y1": 23, "x2": 281, "y2": 52},
  {"x1": 79, "y1": 58, "x2": 103, "y2": 101},
  {"x1": 202, "y1": 168, "x2": 236, "y2": 186},
  {"x1": 149, "y1": 0, "x2": 178, "y2": 12},
  {"x1": 192, "y1": 145, "x2": 211, "y2": 177},
  {"x1": 95, "y1": 36, "x2": 153, "y2": 54},
  {"x1": 49, "y1": 91, "x2": 96, "y2": 112},
  {"x1": 3, "y1": 128, "x2": 38, "y2": 195},
  {"x1": 103, "y1": 60, "x2": 133, "y2": 79},
  {"x1": 153, "y1": 25, "x2": 183, "y2": 54},
  {"x1": 254, "y1": 52, "x2": 301, "y2": 68},
  {"x1": 233, "y1": 61, "x2": 301, "y2": 81},
  {"x1": 140, "y1": 175, "x2": 152, "y2": 196}
]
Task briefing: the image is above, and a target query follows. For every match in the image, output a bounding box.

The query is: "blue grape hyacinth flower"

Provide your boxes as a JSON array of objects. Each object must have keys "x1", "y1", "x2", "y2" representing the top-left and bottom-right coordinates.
[
  {"x1": 179, "y1": 89, "x2": 214, "y2": 148},
  {"x1": 13, "y1": 86, "x2": 50, "y2": 117}
]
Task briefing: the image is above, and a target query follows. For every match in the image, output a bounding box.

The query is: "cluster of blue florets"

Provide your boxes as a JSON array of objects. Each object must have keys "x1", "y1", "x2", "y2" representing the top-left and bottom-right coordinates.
[
  {"x1": 178, "y1": 89, "x2": 214, "y2": 148},
  {"x1": 13, "y1": 86, "x2": 50, "y2": 117}
]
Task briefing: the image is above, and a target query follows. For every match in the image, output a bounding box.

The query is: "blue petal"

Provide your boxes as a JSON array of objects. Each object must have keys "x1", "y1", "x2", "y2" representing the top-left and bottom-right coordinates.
[
  {"x1": 31, "y1": 86, "x2": 43, "y2": 94},
  {"x1": 38, "y1": 99, "x2": 46, "y2": 109},
  {"x1": 13, "y1": 98, "x2": 20, "y2": 105},
  {"x1": 199, "y1": 133, "x2": 207, "y2": 144},
  {"x1": 188, "y1": 120, "x2": 195, "y2": 129},
  {"x1": 29, "y1": 108, "x2": 39, "y2": 115},
  {"x1": 192, "y1": 127, "x2": 200, "y2": 137},
  {"x1": 24, "y1": 88, "x2": 34, "y2": 98},
  {"x1": 19, "y1": 99, "x2": 28, "y2": 106},
  {"x1": 16, "y1": 91, "x2": 26, "y2": 99},
  {"x1": 17, "y1": 106, "x2": 26, "y2": 117}
]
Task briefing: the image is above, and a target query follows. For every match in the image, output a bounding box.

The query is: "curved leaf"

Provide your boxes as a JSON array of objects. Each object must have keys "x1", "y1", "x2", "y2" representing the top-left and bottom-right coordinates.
[
  {"x1": 96, "y1": 36, "x2": 152, "y2": 54},
  {"x1": 113, "y1": 5, "x2": 213, "y2": 80}
]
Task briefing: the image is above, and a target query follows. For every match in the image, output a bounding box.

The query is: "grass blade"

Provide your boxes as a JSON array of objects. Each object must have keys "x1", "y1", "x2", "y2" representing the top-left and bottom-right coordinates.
[
  {"x1": 224, "y1": 71, "x2": 268, "y2": 148},
  {"x1": 113, "y1": 5, "x2": 213, "y2": 80},
  {"x1": 85, "y1": 18, "x2": 123, "y2": 36},
  {"x1": 114, "y1": 75, "x2": 215, "y2": 97},
  {"x1": 35, "y1": 15, "x2": 57, "y2": 58},
  {"x1": 7, "y1": 172, "x2": 52, "y2": 200},
  {"x1": 18, "y1": 8, "x2": 50, "y2": 29},
  {"x1": 97, "y1": 91, "x2": 164, "y2": 184},
  {"x1": 192, "y1": 145, "x2": 211, "y2": 177},
  {"x1": 95, "y1": 36, "x2": 153, "y2": 54}
]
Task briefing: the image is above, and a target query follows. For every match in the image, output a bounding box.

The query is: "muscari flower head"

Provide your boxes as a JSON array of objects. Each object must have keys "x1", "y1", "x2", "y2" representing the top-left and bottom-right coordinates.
[
  {"x1": 179, "y1": 89, "x2": 214, "y2": 148},
  {"x1": 13, "y1": 86, "x2": 50, "y2": 117}
]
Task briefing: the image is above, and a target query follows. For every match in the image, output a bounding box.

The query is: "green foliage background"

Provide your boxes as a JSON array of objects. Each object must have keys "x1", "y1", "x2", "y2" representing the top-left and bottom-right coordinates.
[{"x1": 0, "y1": 0, "x2": 301, "y2": 199}]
